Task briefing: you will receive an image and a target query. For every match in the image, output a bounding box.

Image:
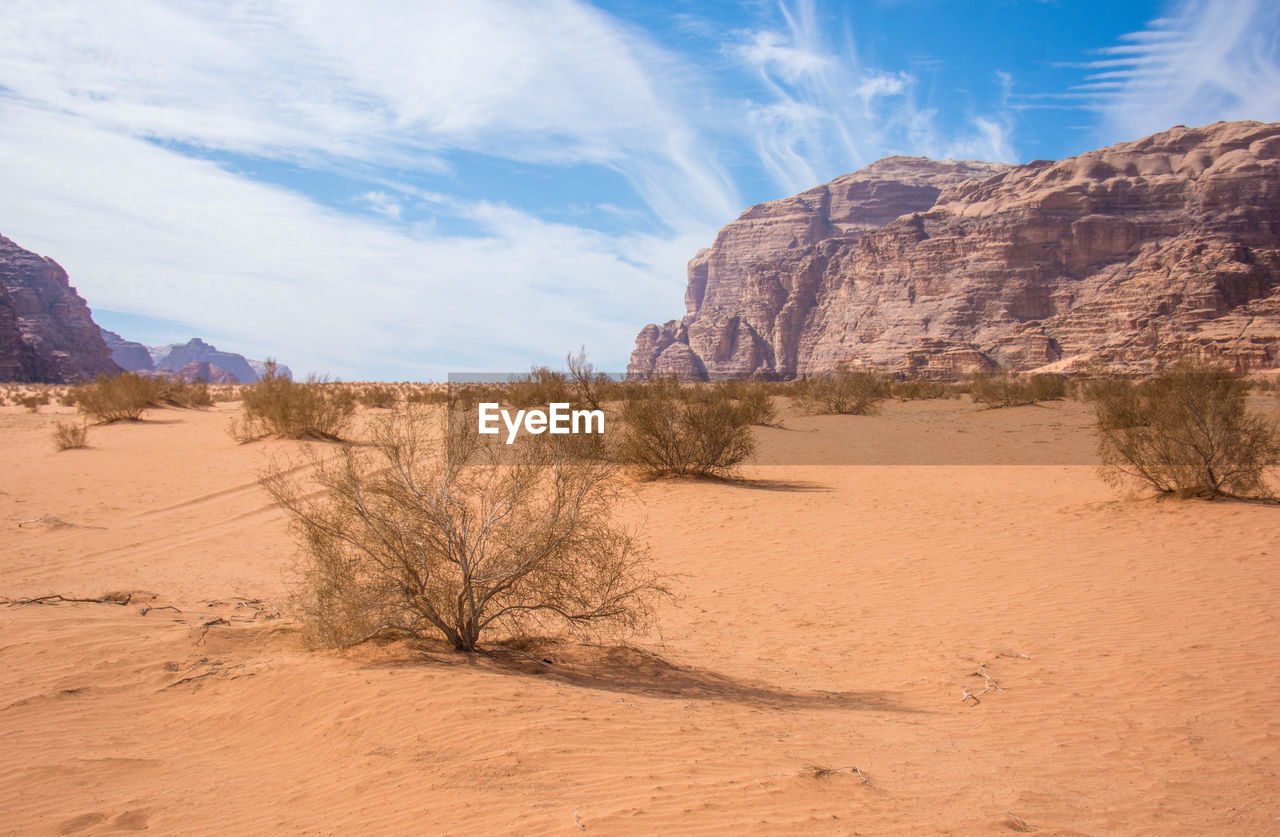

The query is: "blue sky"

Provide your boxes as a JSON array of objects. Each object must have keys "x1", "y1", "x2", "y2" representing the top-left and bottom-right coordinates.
[{"x1": 2, "y1": 0, "x2": 1278, "y2": 380}]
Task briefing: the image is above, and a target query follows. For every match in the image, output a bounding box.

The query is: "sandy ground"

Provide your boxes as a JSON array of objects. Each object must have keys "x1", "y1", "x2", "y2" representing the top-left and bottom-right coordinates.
[{"x1": 1, "y1": 398, "x2": 1278, "y2": 835}]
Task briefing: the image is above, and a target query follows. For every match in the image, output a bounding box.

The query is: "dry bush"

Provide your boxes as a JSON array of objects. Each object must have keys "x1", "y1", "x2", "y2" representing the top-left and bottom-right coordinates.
[
  {"x1": 52, "y1": 420, "x2": 89, "y2": 451},
  {"x1": 891, "y1": 377, "x2": 946, "y2": 401},
  {"x1": 566, "y1": 346, "x2": 614, "y2": 411},
  {"x1": 505, "y1": 366, "x2": 573, "y2": 409},
  {"x1": 19, "y1": 392, "x2": 50, "y2": 412},
  {"x1": 969, "y1": 371, "x2": 1037, "y2": 408},
  {"x1": 617, "y1": 377, "x2": 756, "y2": 478},
  {"x1": 712, "y1": 380, "x2": 780, "y2": 426},
  {"x1": 263, "y1": 408, "x2": 667, "y2": 652},
  {"x1": 406, "y1": 388, "x2": 451, "y2": 406},
  {"x1": 157, "y1": 379, "x2": 213, "y2": 408},
  {"x1": 234, "y1": 361, "x2": 356, "y2": 441},
  {"x1": 72, "y1": 373, "x2": 161, "y2": 423},
  {"x1": 1029, "y1": 373, "x2": 1067, "y2": 402},
  {"x1": 357, "y1": 384, "x2": 400, "y2": 409},
  {"x1": 795, "y1": 364, "x2": 888, "y2": 415},
  {"x1": 1092, "y1": 362, "x2": 1280, "y2": 499}
]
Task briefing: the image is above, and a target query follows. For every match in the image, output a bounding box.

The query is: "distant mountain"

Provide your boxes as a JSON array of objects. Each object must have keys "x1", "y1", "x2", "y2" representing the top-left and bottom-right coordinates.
[
  {"x1": 103, "y1": 332, "x2": 290, "y2": 384},
  {"x1": 630, "y1": 121, "x2": 1280, "y2": 380},
  {"x1": 0, "y1": 234, "x2": 120, "y2": 383}
]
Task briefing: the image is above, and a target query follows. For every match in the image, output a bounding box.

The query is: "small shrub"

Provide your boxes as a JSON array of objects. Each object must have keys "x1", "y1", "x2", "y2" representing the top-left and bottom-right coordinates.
[
  {"x1": 566, "y1": 347, "x2": 613, "y2": 411},
  {"x1": 72, "y1": 373, "x2": 160, "y2": 423},
  {"x1": 795, "y1": 364, "x2": 888, "y2": 415},
  {"x1": 263, "y1": 408, "x2": 667, "y2": 651},
  {"x1": 714, "y1": 380, "x2": 780, "y2": 426},
  {"x1": 891, "y1": 377, "x2": 946, "y2": 401},
  {"x1": 1092, "y1": 362, "x2": 1280, "y2": 499},
  {"x1": 158, "y1": 379, "x2": 214, "y2": 408},
  {"x1": 970, "y1": 371, "x2": 1037, "y2": 408},
  {"x1": 53, "y1": 420, "x2": 89, "y2": 451},
  {"x1": 357, "y1": 384, "x2": 399, "y2": 409},
  {"x1": 506, "y1": 366, "x2": 572, "y2": 409},
  {"x1": 235, "y1": 361, "x2": 356, "y2": 441},
  {"x1": 19, "y1": 392, "x2": 51, "y2": 412},
  {"x1": 618, "y1": 378, "x2": 756, "y2": 478}
]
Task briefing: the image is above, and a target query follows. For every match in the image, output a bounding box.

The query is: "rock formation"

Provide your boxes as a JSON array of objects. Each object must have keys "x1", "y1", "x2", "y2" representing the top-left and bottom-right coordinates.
[
  {"x1": 100, "y1": 329, "x2": 155, "y2": 372},
  {"x1": 150, "y1": 338, "x2": 259, "y2": 383},
  {"x1": 628, "y1": 121, "x2": 1280, "y2": 380},
  {"x1": 0, "y1": 234, "x2": 120, "y2": 382}
]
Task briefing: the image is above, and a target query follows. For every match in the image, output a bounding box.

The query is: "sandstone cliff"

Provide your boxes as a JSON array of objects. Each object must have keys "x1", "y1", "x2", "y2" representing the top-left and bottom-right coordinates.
[
  {"x1": 0, "y1": 235, "x2": 119, "y2": 382},
  {"x1": 628, "y1": 122, "x2": 1280, "y2": 380}
]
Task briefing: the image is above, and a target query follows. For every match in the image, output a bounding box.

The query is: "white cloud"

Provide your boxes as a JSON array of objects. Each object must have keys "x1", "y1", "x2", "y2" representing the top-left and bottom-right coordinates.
[
  {"x1": 0, "y1": 104, "x2": 711, "y2": 379},
  {"x1": 1079, "y1": 0, "x2": 1280, "y2": 139},
  {"x1": 728, "y1": 0, "x2": 1016, "y2": 195},
  {"x1": 355, "y1": 191, "x2": 404, "y2": 221}
]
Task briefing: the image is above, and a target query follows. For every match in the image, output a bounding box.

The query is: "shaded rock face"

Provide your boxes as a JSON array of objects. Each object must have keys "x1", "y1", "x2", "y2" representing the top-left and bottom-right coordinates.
[
  {"x1": 629, "y1": 122, "x2": 1280, "y2": 380},
  {"x1": 0, "y1": 235, "x2": 120, "y2": 383},
  {"x1": 152, "y1": 338, "x2": 258, "y2": 383},
  {"x1": 100, "y1": 329, "x2": 155, "y2": 372}
]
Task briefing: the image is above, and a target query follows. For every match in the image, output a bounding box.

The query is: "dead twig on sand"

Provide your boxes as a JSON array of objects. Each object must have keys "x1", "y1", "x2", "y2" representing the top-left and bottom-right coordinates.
[
  {"x1": 573, "y1": 809, "x2": 585, "y2": 831},
  {"x1": 1003, "y1": 811, "x2": 1035, "y2": 832},
  {"x1": 158, "y1": 662, "x2": 252, "y2": 692},
  {"x1": 1, "y1": 593, "x2": 131, "y2": 607},
  {"x1": 961, "y1": 664, "x2": 1006, "y2": 706},
  {"x1": 196, "y1": 617, "x2": 230, "y2": 645},
  {"x1": 140, "y1": 604, "x2": 182, "y2": 615},
  {"x1": 802, "y1": 762, "x2": 870, "y2": 784}
]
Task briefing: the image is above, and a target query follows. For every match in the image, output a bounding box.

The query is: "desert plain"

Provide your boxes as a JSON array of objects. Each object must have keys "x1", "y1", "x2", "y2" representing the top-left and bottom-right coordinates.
[{"x1": 1, "y1": 396, "x2": 1279, "y2": 835}]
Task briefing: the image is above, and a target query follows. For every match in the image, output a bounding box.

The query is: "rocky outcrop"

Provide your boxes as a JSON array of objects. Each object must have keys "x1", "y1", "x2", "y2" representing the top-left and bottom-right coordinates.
[
  {"x1": 101, "y1": 329, "x2": 154, "y2": 372},
  {"x1": 629, "y1": 122, "x2": 1280, "y2": 379},
  {"x1": 172, "y1": 361, "x2": 239, "y2": 384},
  {"x1": 0, "y1": 234, "x2": 120, "y2": 382},
  {"x1": 151, "y1": 338, "x2": 259, "y2": 383}
]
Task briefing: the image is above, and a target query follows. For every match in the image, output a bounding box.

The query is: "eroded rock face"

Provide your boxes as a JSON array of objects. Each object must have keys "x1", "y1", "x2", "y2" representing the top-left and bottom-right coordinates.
[
  {"x1": 101, "y1": 329, "x2": 155, "y2": 372},
  {"x1": 628, "y1": 122, "x2": 1280, "y2": 380},
  {"x1": 0, "y1": 235, "x2": 120, "y2": 382}
]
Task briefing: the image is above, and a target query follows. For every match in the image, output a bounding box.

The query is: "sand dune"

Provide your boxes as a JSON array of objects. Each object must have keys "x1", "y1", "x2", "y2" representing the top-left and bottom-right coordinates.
[{"x1": 2, "y1": 400, "x2": 1278, "y2": 834}]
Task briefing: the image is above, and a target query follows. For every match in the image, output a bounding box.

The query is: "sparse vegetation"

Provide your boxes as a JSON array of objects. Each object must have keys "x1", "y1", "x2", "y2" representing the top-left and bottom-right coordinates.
[
  {"x1": 357, "y1": 384, "x2": 399, "y2": 409},
  {"x1": 264, "y1": 408, "x2": 667, "y2": 652},
  {"x1": 18, "y1": 392, "x2": 50, "y2": 412},
  {"x1": 1091, "y1": 361, "x2": 1280, "y2": 499},
  {"x1": 795, "y1": 364, "x2": 888, "y2": 415},
  {"x1": 618, "y1": 377, "x2": 756, "y2": 478},
  {"x1": 234, "y1": 362, "x2": 356, "y2": 441},
  {"x1": 714, "y1": 380, "x2": 780, "y2": 427},
  {"x1": 72, "y1": 373, "x2": 159, "y2": 423},
  {"x1": 969, "y1": 371, "x2": 1037, "y2": 408},
  {"x1": 506, "y1": 366, "x2": 573, "y2": 409},
  {"x1": 890, "y1": 377, "x2": 947, "y2": 401},
  {"x1": 52, "y1": 420, "x2": 89, "y2": 451}
]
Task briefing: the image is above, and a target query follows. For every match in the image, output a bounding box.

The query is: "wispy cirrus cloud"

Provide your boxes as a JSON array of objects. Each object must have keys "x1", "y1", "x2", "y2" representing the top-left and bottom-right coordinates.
[
  {"x1": 1070, "y1": 0, "x2": 1280, "y2": 139},
  {"x1": 728, "y1": 0, "x2": 1017, "y2": 194}
]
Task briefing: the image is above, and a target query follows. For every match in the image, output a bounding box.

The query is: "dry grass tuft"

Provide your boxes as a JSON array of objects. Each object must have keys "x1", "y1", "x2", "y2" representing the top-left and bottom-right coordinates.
[{"x1": 52, "y1": 420, "x2": 89, "y2": 451}]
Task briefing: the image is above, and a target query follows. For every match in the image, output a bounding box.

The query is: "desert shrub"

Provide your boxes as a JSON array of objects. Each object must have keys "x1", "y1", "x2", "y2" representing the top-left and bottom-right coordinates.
[
  {"x1": 713, "y1": 380, "x2": 780, "y2": 426},
  {"x1": 357, "y1": 384, "x2": 400, "y2": 409},
  {"x1": 1092, "y1": 362, "x2": 1280, "y2": 499},
  {"x1": 157, "y1": 379, "x2": 214, "y2": 408},
  {"x1": 891, "y1": 377, "x2": 946, "y2": 401},
  {"x1": 795, "y1": 364, "x2": 888, "y2": 415},
  {"x1": 264, "y1": 408, "x2": 667, "y2": 651},
  {"x1": 505, "y1": 366, "x2": 573, "y2": 409},
  {"x1": 1029, "y1": 374, "x2": 1067, "y2": 402},
  {"x1": 406, "y1": 388, "x2": 451, "y2": 406},
  {"x1": 52, "y1": 420, "x2": 89, "y2": 451},
  {"x1": 617, "y1": 377, "x2": 756, "y2": 478},
  {"x1": 72, "y1": 373, "x2": 161, "y2": 423},
  {"x1": 19, "y1": 392, "x2": 50, "y2": 412},
  {"x1": 58, "y1": 390, "x2": 77, "y2": 407},
  {"x1": 235, "y1": 361, "x2": 356, "y2": 441},
  {"x1": 566, "y1": 347, "x2": 614, "y2": 411},
  {"x1": 969, "y1": 371, "x2": 1037, "y2": 408}
]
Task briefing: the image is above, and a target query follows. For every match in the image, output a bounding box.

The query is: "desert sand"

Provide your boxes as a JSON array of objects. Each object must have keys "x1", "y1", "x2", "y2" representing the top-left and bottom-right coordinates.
[{"x1": 2, "y1": 398, "x2": 1278, "y2": 835}]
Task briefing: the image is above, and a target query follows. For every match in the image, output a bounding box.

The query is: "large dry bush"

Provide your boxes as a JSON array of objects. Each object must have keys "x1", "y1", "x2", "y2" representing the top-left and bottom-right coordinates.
[
  {"x1": 1092, "y1": 362, "x2": 1280, "y2": 499},
  {"x1": 795, "y1": 364, "x2": 888, "y2": 415},
  {"x1": 73, "y1": 373, "x2": 160, "y2": 422},
  {"x1": 712, "y1": 380, "x2": 780, "y2": 427},
  {"x1": 264, "y1": 408, "x2": 666, "y2": 652},
  {"x1": 617, "y1": 377, "x2": 756, "y2": 478},
  {"x1": 235, "y1": 361, "x2": 356, "y2": 441},
  {"x1": 505, "y1": 366, "x2": 572, "y2": 409}
]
